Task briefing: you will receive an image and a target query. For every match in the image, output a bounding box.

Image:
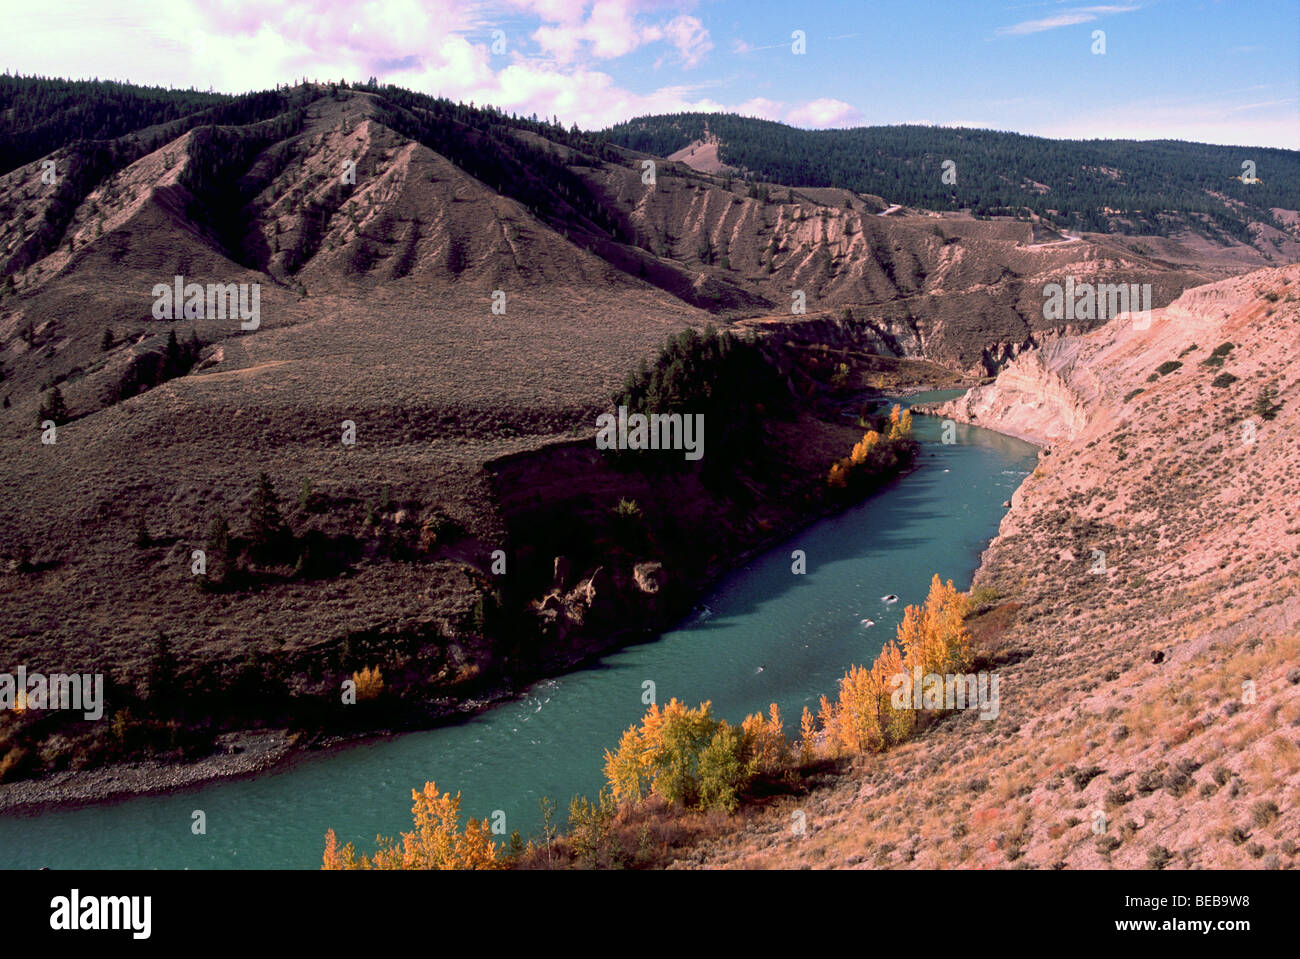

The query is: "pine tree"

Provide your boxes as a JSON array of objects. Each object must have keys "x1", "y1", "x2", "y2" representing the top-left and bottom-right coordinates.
[
  {"x1": 100, "y1": 327, "x2": 113, "y2": 351},
  {"x1": 146, "y1": 630, "x2": 178, "y2": 706},
  {"x1": 164, "y1": 328, "x2": 181, "y2": 378},
  {"x1": 247, "y1": 471, "x2": 289, "y2": 563},
  {"x1": 38, "y1": 386, "x2": 68, "y2": 425},
  {"x1": 206, "y1": 510, "x2": 234, "y2": 583},
  {"x1": 1252, "y1": 385, "x2": 1280, "y2": 421}
]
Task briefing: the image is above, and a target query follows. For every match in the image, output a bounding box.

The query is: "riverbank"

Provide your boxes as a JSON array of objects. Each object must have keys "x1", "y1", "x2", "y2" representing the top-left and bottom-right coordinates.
[
  {"x1": 0, "y1": 396, "x2": 938, "y2": 818},
  {"x1": 0, "y1": 386, "x2": 1045, "y2": 868}
]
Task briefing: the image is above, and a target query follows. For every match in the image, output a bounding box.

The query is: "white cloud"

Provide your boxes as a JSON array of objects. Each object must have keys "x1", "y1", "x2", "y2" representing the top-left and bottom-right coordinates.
[
  {"x1": 997, "y1": 5, "x2": 1139, "y2": 37},
  {"x1": 1031, "y1": 94, "x2": 1300, "y2": 149},
  {"x1": 513, "y1": 0, "x2": 712, "y2": 66},
  {"x1": 734, "y1": 97, "x2": 785, "y2": 120},
  {"x1": 0, "y1": 0, "x2": 727, "y2": 130}
]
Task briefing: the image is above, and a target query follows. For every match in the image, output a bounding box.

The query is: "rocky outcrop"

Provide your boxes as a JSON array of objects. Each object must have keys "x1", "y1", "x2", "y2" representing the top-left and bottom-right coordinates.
[
  {"x1": 919, "y1": 262, "x2": 1298, "y2": 446},
  {"x1": 633, "y1": 561, "x2": 666, "y2": 594},
  {"x1": 533, "y1": 560, "x2": 674, "y2": 655},
  {"x1": 920, "y1": 337, "x2": 1101, "y2": 445}
]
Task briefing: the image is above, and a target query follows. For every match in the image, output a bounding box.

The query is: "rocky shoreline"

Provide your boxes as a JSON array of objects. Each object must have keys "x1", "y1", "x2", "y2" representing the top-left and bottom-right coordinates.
[{"x1": 0, "y1": 730, "x2": 297, "y2": 816}]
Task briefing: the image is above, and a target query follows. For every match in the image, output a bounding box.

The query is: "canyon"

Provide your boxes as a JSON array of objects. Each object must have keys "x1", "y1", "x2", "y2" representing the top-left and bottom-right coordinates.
[
  {"x1": 1, "y1": 81, "x2": 1298, "y2": 869},
  {"x1": 682, "y1": 265, "x2": 1300, "y2": 869}
]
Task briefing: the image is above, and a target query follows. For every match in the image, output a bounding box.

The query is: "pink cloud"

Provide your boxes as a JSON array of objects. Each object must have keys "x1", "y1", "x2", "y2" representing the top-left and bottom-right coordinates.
[
  {"x1": 517, "y1": 0, "x2": 711, "y2": 65},
  {"x1": 662, "y1": 15, "x2": 712, "y2": 68},
  {"x1": 785, "y1": 98, "x2": 861, "y2": 128}
]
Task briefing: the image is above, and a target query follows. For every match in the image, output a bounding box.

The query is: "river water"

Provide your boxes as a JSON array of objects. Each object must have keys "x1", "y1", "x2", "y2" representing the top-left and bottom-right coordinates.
[{"x1": 1, "y1": 391, "x2": 1037, "y2": 869}]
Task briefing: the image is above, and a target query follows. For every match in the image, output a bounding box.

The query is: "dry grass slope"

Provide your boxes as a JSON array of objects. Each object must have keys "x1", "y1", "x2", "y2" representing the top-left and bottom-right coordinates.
[{"x1": 678, "y1": 266, "x2": 1300, "y2": 869}]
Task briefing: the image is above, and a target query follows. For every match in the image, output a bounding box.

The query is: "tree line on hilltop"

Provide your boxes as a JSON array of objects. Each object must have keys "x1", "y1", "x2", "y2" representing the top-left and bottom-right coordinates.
[{"x1": 601, "y1": 113, "x2": 1300, "y2": 241}]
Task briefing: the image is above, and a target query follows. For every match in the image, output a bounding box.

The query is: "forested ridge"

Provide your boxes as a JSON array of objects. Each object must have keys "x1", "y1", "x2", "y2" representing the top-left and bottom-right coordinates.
[
  {"x1": 602, "y1": 112, "x2": 1300, "y2": 239},
  {"x1": 372, "y1": 86, "x2": 633, "y2": 245},
  {"x1": 0, "y1": 75, "x2": 231, "y2": 173},
  {"x1": 0, "y1": 76, "x2": 643, "y2": 274},
  {"x1": 0, "y1": 76, "x2": 312, "y2": 275},
  {"x1": 3, "y1": 74, "x2": 1295, "y2": 284}
]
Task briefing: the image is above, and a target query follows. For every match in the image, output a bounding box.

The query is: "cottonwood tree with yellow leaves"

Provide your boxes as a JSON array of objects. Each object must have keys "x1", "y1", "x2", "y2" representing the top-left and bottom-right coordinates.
[
  {"x1": 826, "y1": 404, "x2": 913, "y2": 488},
  {"x1": 888, "y1": 404, "x2": 913, "y2": 441},
  {"x1": 603, "y1": 699, "x2": 789, "y2": 813},
  {"x1": 351, "y1": 665, "x2": 384, "y2": 701},
  {"x1": 322, "y1": 781, "x2": 501, "y2": 870},
  {"x1": 815, "y1": 575, "x2": 971, "y2": 757}
]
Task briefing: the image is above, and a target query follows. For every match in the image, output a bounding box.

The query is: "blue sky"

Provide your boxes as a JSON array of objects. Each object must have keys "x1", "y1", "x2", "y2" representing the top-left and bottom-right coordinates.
[{"x1": 3, "y1": 0, "x2": 1297, "y2": 146}]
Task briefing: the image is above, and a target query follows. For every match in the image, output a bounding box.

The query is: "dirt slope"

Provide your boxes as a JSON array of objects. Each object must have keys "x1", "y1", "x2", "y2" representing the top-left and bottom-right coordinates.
[{"x1": 681, "y1": 265, "x2": 1300, "y2": 869}]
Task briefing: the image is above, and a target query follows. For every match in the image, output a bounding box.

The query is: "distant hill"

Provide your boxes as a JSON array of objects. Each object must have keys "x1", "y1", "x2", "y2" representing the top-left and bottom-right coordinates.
[{"x1": 602, "y1": 113, "x2": 1300, "y2": 242}]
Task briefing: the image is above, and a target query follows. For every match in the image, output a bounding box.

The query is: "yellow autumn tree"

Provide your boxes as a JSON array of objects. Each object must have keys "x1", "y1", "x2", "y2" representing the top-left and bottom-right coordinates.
[
  {"x1": 822, "y1": 641, "x2": 912, "y2": 755},
  {"x1": 604, "y1": 698, "x2": 718, "y2": 808},
  {"x1": 896, "y1": 602, "x2": 941, "y2": 676},
  {"x1": 899, "y1": 575, "x2": 971, "y2": 676},
  {"x1": 321, "y1": 782, "x2": 502, "y2": 870},
  {"x1": 818, "y1": 575, "x2": 974, "y2": 759},
  {"x1": 605, "y1": 699, "x2": 792, "y2": 812},
  {"x1": 827, "y1": 460, "x2": 849, "y2": 488},
  {"x1": 352, "y1": 665, "x2": 384, "y2": 701},
  {"x1": 850, "y1": 430, "x2": 882, "y2": 466},
  {"x1": 888, "y1": 405, "x2": 913, "y2": 441},
  {"x1": 604, "y1": 717, "x2": 650, "y2": 804},
  {"x1": 816, "y1": 693, "x2": 839, "y2": 757},
  {"x1": 322, "y1": 829, "x2": 361, "y2": 869},
  {"x1": 799, "y1": 705, "x2": 818, "y2": 764},
  {"x1": 824, "y1": 663, "x2": 882, "y2": 754},
  {"x1": 740, "y1": 702, "x2": 789, "y2": 777},
  {"x1": 876, "y1": 639, "x2": 914, "y2": 744}
]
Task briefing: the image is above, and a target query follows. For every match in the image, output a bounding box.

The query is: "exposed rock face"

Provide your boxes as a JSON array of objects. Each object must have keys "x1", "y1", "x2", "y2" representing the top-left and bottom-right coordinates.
[
  {"x1": 532, "y1": 559, "x2": 674, "y2": 660},
  {"x1": 633, "y1": 561, "x2": 666, "y2": 594},
  {"x1": 922, "y1": 262, "x2": 1295, "y2": 449},
  {"x1": 922, "y1": 338, "x2": 1100, "y2": 445},
  {"x1": 584, "y1": 566, "x2": 611, "y2": 611}
]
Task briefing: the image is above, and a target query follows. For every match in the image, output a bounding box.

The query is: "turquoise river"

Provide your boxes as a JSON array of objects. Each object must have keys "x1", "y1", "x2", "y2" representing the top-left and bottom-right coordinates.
[{"x1": 0, "y1": 391, "x2": 1038, "y2": 868}]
